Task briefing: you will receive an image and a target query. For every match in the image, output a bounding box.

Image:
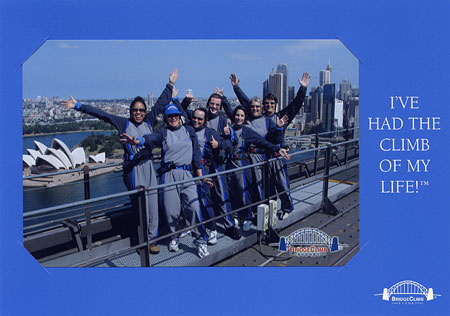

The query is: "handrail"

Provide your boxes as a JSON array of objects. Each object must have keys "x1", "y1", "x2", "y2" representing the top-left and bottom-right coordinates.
[
  {"x1": 23, "y1": 162, "x2": 122, "y2": 180},
  {"x1": 23, "y1": 138, "x2": 359, "y2": 220}
]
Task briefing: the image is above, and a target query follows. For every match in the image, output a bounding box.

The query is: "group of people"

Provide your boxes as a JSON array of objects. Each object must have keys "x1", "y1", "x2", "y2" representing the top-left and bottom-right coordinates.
[{"x1": 61, "y1": 69, "x2": 310, "y2": 259}]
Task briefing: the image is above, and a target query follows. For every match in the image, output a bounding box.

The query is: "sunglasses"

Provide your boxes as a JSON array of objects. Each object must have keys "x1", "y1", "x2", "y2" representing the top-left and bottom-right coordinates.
[
  {"x1": 264, "y1": 101, "x2": 276, "y2": 105},
  {"x1": 192, "y1": 116, "x2": 204, "y2": 121},
  {"x1": 132, "y1": 108, "x2": 146, "y2": 113},
  {"x1": 209, "y1": 102, "x2": 221, "y2": 106},
  {"x1": 250, "y1": 105, "x2": 262, "y2": 108},
  {"x1": 166, "y1": 114, "x2": 180, "y2": 118}
]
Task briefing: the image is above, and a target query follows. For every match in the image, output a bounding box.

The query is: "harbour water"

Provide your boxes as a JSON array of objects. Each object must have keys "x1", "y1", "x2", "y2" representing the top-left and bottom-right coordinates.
[{"x1": 23, "y1": 131, "x2": 315, "y2": 213}]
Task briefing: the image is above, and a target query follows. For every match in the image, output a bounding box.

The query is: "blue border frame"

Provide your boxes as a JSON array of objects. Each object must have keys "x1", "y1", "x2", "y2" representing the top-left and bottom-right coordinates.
[{"x1": 1, "y1": 0, "x2": 449, "y2": 315}]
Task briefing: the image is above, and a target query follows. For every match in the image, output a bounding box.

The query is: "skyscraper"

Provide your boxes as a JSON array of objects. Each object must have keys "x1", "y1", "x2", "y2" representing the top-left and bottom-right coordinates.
[
  {"x1": 268, "y1": 69, "x2": 284, "y2": 112},
  {"x1": 263, "y1": 79, "x2": 269, "y2": 98},
  {"x1": 319, "y1": 70, "x2": 331, "y2": 86},
  {"x1": 147, "y1": 93, "x2": 154, "y2": 108},
  {"x1": 338, "y1": 79, "x2": 352, "y2": 101},
  {"x1": 288, "y1": 86, "x2": 295, "y2": 104},
  {"x1": 322, "y1": 83, "x2": 335, "y2": 132},
  {"x1": 276, "y1": 63, "x2": 288, "y2": 109}
]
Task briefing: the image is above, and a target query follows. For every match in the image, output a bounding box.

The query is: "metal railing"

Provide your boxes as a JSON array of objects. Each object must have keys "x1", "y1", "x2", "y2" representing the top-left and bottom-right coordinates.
[{"x1": 23, "y1": 137, "x2": 359, "y2": 267}]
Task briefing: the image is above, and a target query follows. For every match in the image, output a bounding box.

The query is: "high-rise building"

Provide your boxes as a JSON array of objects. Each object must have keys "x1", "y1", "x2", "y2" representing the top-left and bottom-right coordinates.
[
  {"x1": 288, "y1": 86, "x2": 295, "y2": 104},
  {"x1": 147, "y1": 93, "x2": 153, "y2": 108},
  {"x1": 276, "y1": 63, "x2": 288, "y2": 109},
  {"x1": 322, "y1": 83, "x2": 335, "y2": 132},
  {"x1": 263, "y1": 79, "x2": 269, "y2": 99},
  {"x1": 310, "y1": 86, "x2": 323, "y2": 123},
  {"x1": 319, "y1": 70, "x2": 331, "y2": 86},
  {"x1": 268, "y1": 70, "x2": 284, "y2": 112},
  {"x1": 338, "y1": 79, "x2": 352, "y2": 101}
]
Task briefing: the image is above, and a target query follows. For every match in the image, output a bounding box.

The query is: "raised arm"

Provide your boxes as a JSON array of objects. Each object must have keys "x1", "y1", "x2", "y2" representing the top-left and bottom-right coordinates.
[
  {"x1": 277, "y1": 72, "x2": 311, "y2": 126},
  {"x1": 145, "y1": 69, "x2": 179, "y2": 125},
  {"x1": 214, "y1": 87, "x2": 234, "y2": 120},
  {"x1": 61, "y1": 96, "x2": 128, "y2": 132},
  {"x1": 230, "y1": 73, "x2": 251, "y2": 111}
]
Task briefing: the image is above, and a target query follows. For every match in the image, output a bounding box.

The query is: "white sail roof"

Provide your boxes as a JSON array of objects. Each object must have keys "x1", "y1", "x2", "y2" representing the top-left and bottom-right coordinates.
[
  {"x1": 35, "y1": 155, "x2": 65, "y2": 170},
  {"x1": 27, "y1": 148, "x2": 42, "y2": 160},
  {"x1": 45, "y1": 148, "x2": 71, "y2": 170},
  {"x1": 89, "y1": 152, "x2": 106, "y2": 163},
  {"x1": 34, "y1": 141, "x2": 48, "y2": 155},
  {"x1": 51, "y1": 138, "x2": 75, "y2": 168},
  {"x1": 71, "y1": 147, "x2": 86, "y2": 167},
  {"x1": 23, "y1": 155, "x2": 35, "y2": 168}
]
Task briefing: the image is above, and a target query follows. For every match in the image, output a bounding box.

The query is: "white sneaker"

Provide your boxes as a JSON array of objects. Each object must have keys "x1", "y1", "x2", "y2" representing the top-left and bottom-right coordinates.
[
  {"x1": 282, "y1": 212, "x2": 290, "y2": 220},
  {"x1": 234, "y1": 218, "x2": 239, "y2": 226},
  {"x1": 207, "y1": 230, "x2": 218, "y2": 245},
  {"x1": 242, "y1": 220, "x2": 251, "y2": 232},
  {"x1": 168, "y1": 239, "x2": 179, "y2": 252},
  {"x1": 195, "y1": 240, "x2": 210, "y2": 258},
  {"x1": 180, "y1": 230, "x2": 191, "y2": 238}
]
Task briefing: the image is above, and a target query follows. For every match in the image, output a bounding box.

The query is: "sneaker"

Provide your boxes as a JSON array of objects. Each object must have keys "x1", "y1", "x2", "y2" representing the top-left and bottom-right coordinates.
[
  {"x1": 282, "y1": 211, "x2": 290, "y2": 220},
  {"x1": 149, "y1": 243, "x2": 160, "y2": 254},
  {"x1": 225, "y1": 226, "x2": 241, "y2": 240},
  {"x1": 234, "y1": 218, "x2": 239, "y2": 226},
  {"x1": 180, "y1": 230, "x2": 191, "y2": 238},
  {"x1": 242, "y1": 220, "x2": 251, "y2": 232},
  {"x1": 168, "y1": 239, "x2": 179, "y2": 252},
  {"x1": 194, "y1": 239, "x2": 210, "y2": 258},
  {"x1": 278, "y1": 210, "x2": 290, "y2": 220},
  {"x1": 207, "y1": 230, "x2": 218, "y2": 245}
]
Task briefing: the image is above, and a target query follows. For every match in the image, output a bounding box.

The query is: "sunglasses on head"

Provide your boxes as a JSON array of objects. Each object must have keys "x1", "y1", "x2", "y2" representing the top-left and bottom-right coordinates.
[{"x1": 132, "y1": 108, "x2": 146, "y2": 113}]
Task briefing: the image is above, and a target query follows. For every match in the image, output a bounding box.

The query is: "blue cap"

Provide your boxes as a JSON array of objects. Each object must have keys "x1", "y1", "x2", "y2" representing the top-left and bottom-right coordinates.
[{"x1": 164, "y1": 104, "x2": 181, "y2": 115}]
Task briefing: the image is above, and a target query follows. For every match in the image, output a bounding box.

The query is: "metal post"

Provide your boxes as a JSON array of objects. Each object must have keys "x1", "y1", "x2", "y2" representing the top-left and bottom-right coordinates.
[
  {"x1": 314, "y1": 131, "x2": 319, "y2": 175},
  {"x1": 322, "y1": 145, "x2": 331, "y2": 207},
  {"x1": 321, "y1": 145, "x2": 339, "y2": 215},
  {"x1": 136, "y1": 186, "x2": 150, "y2": 267},
  {"x1": 262, "y1": 159, "x2": 270, "y2": 202},
  {"x1": 344, "y1": 127, "x2": 349, "y2": 164},
  {"x1": 83, "y1": 165, "x2": 92, "y2": 251}
]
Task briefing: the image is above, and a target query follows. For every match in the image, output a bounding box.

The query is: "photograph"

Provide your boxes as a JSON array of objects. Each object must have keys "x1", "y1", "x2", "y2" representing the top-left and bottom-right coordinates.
[{"x1": 22, "y1": 40, "x2": 360, "y2": 268}]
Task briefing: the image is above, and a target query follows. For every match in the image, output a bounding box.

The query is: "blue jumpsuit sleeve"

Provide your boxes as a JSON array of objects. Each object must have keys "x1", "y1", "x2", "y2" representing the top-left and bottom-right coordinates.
[
  {"x1": 173, "y1": 98, "x2": 192, "y2": 124},
  {"x1": 142, "y1": 130, "x2": 164, "y2": 148},
  {"x1": 186, "y1": 125, "x2": 202, "y2": 170},
  {"x1": 244, "y1": 126, "x2": 280, "y2": 153},
  {"x1": 277, "y1": 85, "x2": 307, "y2": 126},
  {"x1": 232, "y1": 85, "x2": 251, "y2": 114},
  {"x1": 210, "y1": 128, "x2": 231, "y2": 151},
  {"x1": 76, "y1": 103, "x2": 128, "y2": 132},
  {"x1": 145, "y1": 83, "x2": 173, "y2": 126},
  {"x1": 221, "y1": 95, "x2": 234, "y2": 120},
  {"x1": 266, "y1": 118, "x2": 284, "y2": 144}
]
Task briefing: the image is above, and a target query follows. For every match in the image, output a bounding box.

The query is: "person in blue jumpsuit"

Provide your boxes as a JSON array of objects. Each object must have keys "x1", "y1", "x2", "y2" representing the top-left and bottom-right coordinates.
[
  {"x1": 223, "y1": 106, "x2": 291, "y2": 232},
  {"x1": 61, "y1": 69, "x2": 179, "y2": 255},
  {"x1": 182, "y1": 107, "x2": 241, "y2": 241},
  {"x1": 230, "y1": 72, "x2": 310, "y2": 220},
  {"x1": 121, "y1": 100, "x2": 210, "y2": 258}
]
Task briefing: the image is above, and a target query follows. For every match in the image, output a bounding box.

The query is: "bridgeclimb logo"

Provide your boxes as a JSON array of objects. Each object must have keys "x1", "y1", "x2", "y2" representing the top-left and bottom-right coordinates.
[
  {"x1": 278, "y1": 227, "x2": 347, "y2": 257},
  {"x1": 374, "y1": 280, "x2": 441, "y2": 305}
]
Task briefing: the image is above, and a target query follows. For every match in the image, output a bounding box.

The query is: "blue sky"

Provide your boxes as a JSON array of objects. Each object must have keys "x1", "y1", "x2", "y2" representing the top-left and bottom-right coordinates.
[{"x1": 23, "y1": 40, "x2": 358, "y2": 99}]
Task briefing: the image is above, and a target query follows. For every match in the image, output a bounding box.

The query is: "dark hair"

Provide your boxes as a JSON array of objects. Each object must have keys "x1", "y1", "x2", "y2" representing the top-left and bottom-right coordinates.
[
  {"x1": 193, "y1": 107, "x2": 208, "y2": 119},
  {"x1": 207, "y1": 93, "x2": 222, "y2": 108},
  {"x1": 232, "y1": 105, "x2": 247, "y2": 124},
  {"x1": 129, "y1": 96, "x2": 147, "y2": 115},
  {"x1": 263, "y1": 93, "x2": 278, "y2": 104}
]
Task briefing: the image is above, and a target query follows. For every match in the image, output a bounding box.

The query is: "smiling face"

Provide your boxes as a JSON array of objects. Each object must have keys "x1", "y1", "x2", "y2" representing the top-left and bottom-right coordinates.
[
  {"x1": 208, "y1": 96, "x2": 222, "y2": 115},
  {"x1": 130, "y1": 101, "x2": 146, "y2": 123},
  {"x1": 263, "y1": 99, "x2": 276, "y2": 115},
  {"x1": 192, "y1": 109, "x2": 206, "y2": 129},
  {"x1": 234, "y1": 109, "x2": 246, "y2": 126},
  {"x1": 166, "y1": 114, "x2": 181, "y2": 128},
  {"x1": 250, "y1": 100, "x2": 262, "y2": 117}
]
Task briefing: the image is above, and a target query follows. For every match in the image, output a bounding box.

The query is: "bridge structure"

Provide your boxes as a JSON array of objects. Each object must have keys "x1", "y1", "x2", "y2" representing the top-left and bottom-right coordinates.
[
  {"x1": 22, "y1": 135, "x2": 359, "y2": 267},
  {"x1": 279, "y1": 227, "x2": 339, "y2": 252},
  {"x1": 381, "y1": 280, "x2": 439, "y2": 301}
]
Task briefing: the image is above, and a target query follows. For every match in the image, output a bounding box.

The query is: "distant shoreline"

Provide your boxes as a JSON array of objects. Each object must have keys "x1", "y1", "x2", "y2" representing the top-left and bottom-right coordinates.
[{"x1": 23, "y1": 129, "x2": 115, "y2": 138}]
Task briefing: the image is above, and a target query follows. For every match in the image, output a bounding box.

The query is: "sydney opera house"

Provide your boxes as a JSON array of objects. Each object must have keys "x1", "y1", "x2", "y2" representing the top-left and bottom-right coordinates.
[{"x1": 23, "y1": 138, "x2": 106, "y2": 173}]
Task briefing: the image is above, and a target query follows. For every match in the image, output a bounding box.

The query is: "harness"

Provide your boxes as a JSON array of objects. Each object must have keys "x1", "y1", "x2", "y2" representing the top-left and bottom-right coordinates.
[{"x1": 157, "y1": 162, "x2": 192, "y2": 176}]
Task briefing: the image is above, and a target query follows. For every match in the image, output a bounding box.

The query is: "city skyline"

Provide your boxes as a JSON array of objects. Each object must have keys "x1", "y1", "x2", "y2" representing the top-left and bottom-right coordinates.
[{"x1": 23, "y1": 40, "x2": 358, "y2": 99}]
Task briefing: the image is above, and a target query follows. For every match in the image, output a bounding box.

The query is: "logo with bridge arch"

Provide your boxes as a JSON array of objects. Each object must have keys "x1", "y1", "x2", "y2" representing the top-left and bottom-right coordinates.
[
  {"x1": 278, "y1": 227, "x2": 347, "y2": 257},
  {"x1": 375, "y1": 280, "x2": 441, "y2": 304}
]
